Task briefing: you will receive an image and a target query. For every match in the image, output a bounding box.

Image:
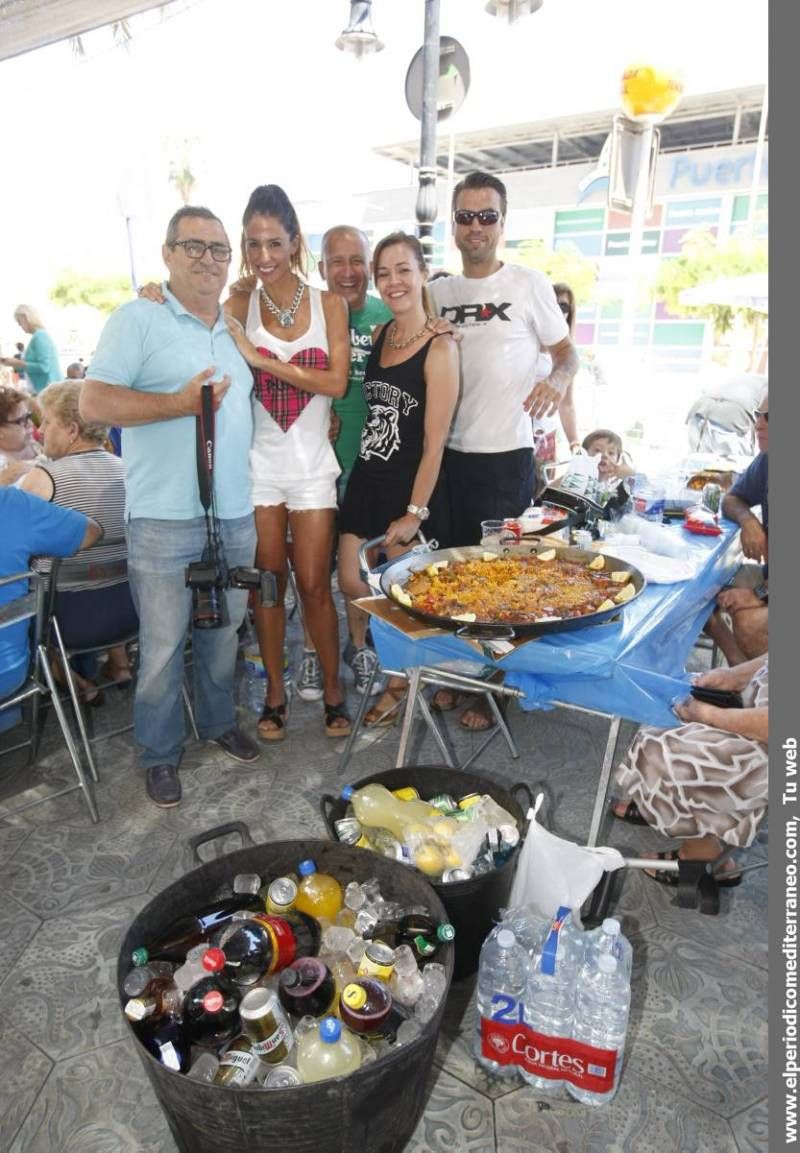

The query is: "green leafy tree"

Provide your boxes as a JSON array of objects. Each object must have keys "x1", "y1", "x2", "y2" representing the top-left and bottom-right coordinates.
[
  {"x1": 652, "y1": 227, "x2": 767, "y2": 335},
  {"x1": 511, "y1": 238, "x2": 598, "y2": 304},
  {"x1": 50, "y1": 271, "x2": 134, "y2": 315}
]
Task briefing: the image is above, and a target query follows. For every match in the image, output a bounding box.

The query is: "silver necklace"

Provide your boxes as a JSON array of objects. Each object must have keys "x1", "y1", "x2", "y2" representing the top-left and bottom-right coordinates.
[
  {"x1": 259, "y1": 278, "x2": 305, "y2": 329},
  {"x1": 387, "y1": 318, "x2": 430, "y2": 350}
]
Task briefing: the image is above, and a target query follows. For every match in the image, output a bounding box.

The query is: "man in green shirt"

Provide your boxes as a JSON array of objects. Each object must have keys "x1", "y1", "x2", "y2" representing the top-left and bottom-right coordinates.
[{"x1": 295, "y1": 226, "x2": 391, "y2": 702}]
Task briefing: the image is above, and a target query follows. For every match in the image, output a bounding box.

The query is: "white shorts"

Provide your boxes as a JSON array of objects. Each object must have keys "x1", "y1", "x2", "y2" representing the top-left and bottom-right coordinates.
[{"x1": 251, "y1": 470, "x2": 338, "y2": 512}]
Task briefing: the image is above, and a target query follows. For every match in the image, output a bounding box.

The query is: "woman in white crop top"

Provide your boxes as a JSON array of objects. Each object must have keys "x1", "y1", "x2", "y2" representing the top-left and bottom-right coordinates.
[{"x1": 225, "y1": 185, "x2": 351, "y2": 742}]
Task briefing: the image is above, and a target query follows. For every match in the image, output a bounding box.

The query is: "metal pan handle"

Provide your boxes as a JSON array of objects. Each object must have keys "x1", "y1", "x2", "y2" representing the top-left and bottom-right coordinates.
[
  {"x1": 455, "y1": 623, "x2": 516, "y2": 642},
  {"x1": 186, "y1": 821, "x2": 255, "y2": 865},
  {"x1": 358, "y1": 536, "x2": 387, "y2": 592}
]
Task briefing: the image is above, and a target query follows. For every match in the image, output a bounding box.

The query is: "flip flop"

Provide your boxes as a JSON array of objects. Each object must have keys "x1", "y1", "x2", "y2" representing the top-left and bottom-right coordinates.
[
  {"x1": 364, "y1": 687, "x2": 406, "y2": 729},
  {"x1": 644, "y1": 849, "x2": 742, "y2": 888},
  {"x1": 430, "y1": 688, "x2": 465, "y2": 713},
  {"x1": 459, "y1": 696, "x2": 497, "y2": 732},
  {"x1": 610, "y1": 799, "x2": 649, "y2": 826}
]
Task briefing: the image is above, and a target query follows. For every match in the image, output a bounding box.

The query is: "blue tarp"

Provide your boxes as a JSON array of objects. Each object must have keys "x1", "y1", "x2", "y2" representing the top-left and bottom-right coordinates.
[{"x1": 369, "y1": 524, "x2": 743, "y2": 729}]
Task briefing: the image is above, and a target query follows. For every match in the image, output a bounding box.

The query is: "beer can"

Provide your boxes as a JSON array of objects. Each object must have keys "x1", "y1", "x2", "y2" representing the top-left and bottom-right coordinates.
[
  {"x1": 334, "y1": 817, "x2": 364, "y2": 846},
  {"x1": 357, "y1": 941, "x2": 395, "y2": 982},
  {"x1": 266, "y1": 876, "x2": 298, "y2": 915},
  {"x1": 429, "y1": 793, "x2": 458, "y2": 813},
  {"x1": 391, "y1": 786, "x2": 420, "y2": 801},
  {"x1": 441, "y1": 866, "x2": 474, "y2": 883},
  {"x1": 264, "y1": 1064, "x2": 303, "y2": 1089},
  {"x1": 239, "y1": 988, "x2": 294, "y2": 1065},
  {"x1": 498, "y1": 823, "x2": 520, "y2": 850},
  {"x1": 457, "y1": 793, "x2": 481, "y2": 811}
]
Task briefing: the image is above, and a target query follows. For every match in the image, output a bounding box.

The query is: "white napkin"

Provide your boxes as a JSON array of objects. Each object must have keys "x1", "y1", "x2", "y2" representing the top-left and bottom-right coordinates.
[{"x1": 599, "y1": 543, "x2": 700, "y2": 584}]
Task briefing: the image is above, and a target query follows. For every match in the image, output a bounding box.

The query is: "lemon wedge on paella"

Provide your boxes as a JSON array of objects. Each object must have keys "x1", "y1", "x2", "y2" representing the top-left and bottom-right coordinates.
[{"x1": 390, "y1": 582, "x2": 412, "y2": 607}]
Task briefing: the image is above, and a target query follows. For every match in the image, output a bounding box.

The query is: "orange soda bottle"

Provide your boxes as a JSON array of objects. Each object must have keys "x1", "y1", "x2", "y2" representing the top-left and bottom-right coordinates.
[{"x1": 295, "y1": 859, "x2": 343, "y2": 921}]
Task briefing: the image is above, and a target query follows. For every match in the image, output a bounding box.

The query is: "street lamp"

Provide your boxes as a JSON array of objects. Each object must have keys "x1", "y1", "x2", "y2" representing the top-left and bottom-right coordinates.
[
  {"x1": 485, "y1": 0, "x2": 543, "y2": 22},
  {"x1": 335, "y1": 1, "x2": 384, "y2": 58}
]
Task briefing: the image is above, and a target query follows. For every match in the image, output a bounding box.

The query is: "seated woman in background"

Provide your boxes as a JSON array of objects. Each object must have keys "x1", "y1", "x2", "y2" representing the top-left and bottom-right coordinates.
[
  {"x1": 334, "y1": 231, "x2": 459, "y2": 727},
  {"x1": 610, "y1": 655, "x2": 768, "y2": 885},
  {"x1": 18, "y1": 380, "x2": 136, "y2": 700},
  {"x1": 0, "y1": 385, "x2": 41, "y2": 485}
]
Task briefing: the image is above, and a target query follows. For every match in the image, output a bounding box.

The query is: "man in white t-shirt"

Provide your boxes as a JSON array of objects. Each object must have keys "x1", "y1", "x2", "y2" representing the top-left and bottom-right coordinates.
[
  {"x1": 429, "y1": 171, "x2": 579, "y2": 547},
  {"x1": 429, "y1": 172, "x2": 578, "y2": 730}
]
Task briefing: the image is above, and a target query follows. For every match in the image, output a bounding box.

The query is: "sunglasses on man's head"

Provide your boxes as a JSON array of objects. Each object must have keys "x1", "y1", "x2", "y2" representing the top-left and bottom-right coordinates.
[
  {"x1": 453, "y1": 209, "x2": 501, "y2": 226},
  {"x1": 754, "y1": 408, "x2": 769, "y2": 422}
]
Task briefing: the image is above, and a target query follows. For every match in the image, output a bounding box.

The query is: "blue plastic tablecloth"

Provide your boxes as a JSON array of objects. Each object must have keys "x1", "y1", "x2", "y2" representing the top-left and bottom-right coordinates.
[{"x1": 369, "y1": 524, "x2": 742, "y2": 729}]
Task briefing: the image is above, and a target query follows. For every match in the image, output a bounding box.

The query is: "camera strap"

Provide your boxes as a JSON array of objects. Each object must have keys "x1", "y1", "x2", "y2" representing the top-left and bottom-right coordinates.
[{"x1": 195, "y1": 383, "x2": 215, "y2": 514}]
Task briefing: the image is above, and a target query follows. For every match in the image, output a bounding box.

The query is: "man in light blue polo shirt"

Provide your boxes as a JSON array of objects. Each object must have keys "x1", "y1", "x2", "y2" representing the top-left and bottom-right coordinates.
[{"x1": 81, "y1": 206, "x2": 259, "y2": 807}]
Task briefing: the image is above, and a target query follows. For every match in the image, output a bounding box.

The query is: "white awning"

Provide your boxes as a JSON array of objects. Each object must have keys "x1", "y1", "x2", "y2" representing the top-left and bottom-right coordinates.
[
  {"x1": 679, "y1": 273, "x2": 768, "y2": 313},
  {"x1": 0, "y1": 0, "x2": 167, "y2": 63}
]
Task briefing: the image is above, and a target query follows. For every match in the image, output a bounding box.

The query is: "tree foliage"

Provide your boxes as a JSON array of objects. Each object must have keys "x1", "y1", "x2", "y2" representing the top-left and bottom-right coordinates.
[
  {"x1": 50, "y1": 271, "x2": 133, "y2": 315},
  {"x1": 652, "y1": 227, "x2": 768, "y2": 335},
  {"x1": 511, "y1": 238, "x2": 598, "y2": 304}
]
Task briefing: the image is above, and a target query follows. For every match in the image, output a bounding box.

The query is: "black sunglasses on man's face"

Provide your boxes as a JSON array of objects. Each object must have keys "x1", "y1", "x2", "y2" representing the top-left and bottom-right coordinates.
[{"x1": 453, "y1": 209, "x2": 502, "y2": 226}]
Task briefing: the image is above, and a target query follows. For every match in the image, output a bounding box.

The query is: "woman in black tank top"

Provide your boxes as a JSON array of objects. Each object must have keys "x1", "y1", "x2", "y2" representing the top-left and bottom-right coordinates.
[{"x1": 337, "y1": 233, "x2": 459, "y2": 726}]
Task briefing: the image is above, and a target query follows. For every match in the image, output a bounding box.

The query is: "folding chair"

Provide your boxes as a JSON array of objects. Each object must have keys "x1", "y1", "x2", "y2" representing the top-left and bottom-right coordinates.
[
  {"x1": 44, "y1": 547, "x2": 198, "y2": 783},
  {"x1": 0, "y1": 570, "x2": 98, "y2": 822}
]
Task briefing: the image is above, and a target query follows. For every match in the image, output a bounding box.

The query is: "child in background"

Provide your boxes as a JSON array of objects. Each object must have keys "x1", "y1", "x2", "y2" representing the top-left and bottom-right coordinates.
[{"x1": 581, "y1": 429, "x2": 636, "y2": 486}]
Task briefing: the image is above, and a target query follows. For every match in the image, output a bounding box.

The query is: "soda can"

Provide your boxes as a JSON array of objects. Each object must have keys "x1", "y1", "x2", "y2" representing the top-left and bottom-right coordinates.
[
  {"x1": 441, "y1": 867, "x2": 474, "y2": 883},
  {"x1": 266, "y1": 876, "x2": 298, "y2": 915},
  {"x1": 239, "y1": 988, "x2": 294, "y2": 1065},
  {"x1": 264, "y1": 1064, "x2": 303, "y2": 1089},
  {"x1": 334, "y1": 817, "x2": 364, "y2": 847},
  {"x1": 392, "y1": 786, "x2": 420, "y2": 801},
  {"x1": 429, "y1": 793, "x2": 458, "y2": 813},
  {"x1": 357, "y1": 941, "x2": 395, "y2": 982},
  {"x1": 457, "y1": 793, "x2": 481, "y2": 811}
]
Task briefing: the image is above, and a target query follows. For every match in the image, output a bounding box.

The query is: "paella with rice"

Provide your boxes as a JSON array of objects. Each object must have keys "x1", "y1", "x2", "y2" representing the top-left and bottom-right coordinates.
[{"x1": 392, "y1": 551, "x2": 635, "y2": 625}]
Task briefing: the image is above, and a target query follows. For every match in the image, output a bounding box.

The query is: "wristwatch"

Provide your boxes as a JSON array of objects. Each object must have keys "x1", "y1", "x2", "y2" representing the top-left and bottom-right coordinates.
[
  {"x1": 407, "y1": 503, "x2": 430, "y2": 521},
  {"x1": 753, "y1": 582, "x2": 769, "y2": 604}
]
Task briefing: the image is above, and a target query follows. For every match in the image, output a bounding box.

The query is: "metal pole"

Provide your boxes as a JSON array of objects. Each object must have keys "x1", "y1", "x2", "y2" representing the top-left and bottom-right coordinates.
[
  {"x1": 415, "y1": 0, "x2": 441, "y2": 258},
  {"x1": 746, "y1": 83, "x2": 768, "y2": 236}
]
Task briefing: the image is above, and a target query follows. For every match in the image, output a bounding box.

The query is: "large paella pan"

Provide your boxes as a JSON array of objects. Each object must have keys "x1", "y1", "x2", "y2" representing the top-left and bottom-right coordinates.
[{"x1": 359, "y1": 537, "x2": 646, "y2": 640}]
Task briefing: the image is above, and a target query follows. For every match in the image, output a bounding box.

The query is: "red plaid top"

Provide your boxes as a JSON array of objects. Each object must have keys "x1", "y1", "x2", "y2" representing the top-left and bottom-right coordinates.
[{"x1": 254, "y1": 346, "x2": 330, "y2": 433}]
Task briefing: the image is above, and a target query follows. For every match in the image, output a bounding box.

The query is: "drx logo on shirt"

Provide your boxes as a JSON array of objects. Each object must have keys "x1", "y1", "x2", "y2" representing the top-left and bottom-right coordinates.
[{"x1": 439, "y1": 302, "x2": 512, "y2": 325}]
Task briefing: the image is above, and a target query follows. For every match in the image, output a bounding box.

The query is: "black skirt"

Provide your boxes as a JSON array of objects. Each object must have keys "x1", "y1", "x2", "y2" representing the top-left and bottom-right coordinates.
[{"x1": 338, "y1": 461, "x2": 449, "y2": 545}]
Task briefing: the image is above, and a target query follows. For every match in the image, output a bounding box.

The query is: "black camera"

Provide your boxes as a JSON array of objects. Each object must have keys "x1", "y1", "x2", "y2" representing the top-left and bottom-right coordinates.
[{"x1": 185, "y1": 550, "x2": 277, "y2": 630}]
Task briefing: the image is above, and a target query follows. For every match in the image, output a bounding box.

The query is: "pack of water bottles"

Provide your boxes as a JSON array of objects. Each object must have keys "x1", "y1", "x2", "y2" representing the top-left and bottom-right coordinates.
[{"x1": 473, "y1": 905, "x2": 632, "y2": 1105}]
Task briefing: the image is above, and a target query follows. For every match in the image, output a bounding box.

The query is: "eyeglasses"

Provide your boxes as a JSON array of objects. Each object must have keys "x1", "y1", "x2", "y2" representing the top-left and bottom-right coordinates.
[
  {"x1": 754, "y1": 408, "x2": 769, "y2": 423},
  {"x1": 557, "y1": 300, "x2": 571, "y2": 316},
  {"x1": 4, "y1": 412, "x2": 33, "y2": 426},
  {"x1": 171, "y1": 240, "x2": 232, "y2": 262},
  {"x1": 453, "y1": 209, "x2": 502, "y2": 227}
]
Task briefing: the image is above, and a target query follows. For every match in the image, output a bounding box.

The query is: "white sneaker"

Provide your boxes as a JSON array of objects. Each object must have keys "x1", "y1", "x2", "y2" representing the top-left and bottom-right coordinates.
[
  {"x1": 345, "y1": 643, "x2": 382, "y2": 696},
  {"x1": 295, "y1": 649, "x2": 324, "y2": 701}
]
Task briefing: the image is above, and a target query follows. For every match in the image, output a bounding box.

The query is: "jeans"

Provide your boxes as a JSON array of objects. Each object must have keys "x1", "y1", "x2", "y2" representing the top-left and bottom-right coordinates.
[{"x1": 126, "y1": 515, "x2": 256, "y2": 770}]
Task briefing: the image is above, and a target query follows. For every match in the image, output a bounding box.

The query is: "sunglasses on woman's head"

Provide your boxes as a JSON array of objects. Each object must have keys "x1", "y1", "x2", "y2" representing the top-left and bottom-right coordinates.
[{"x1": 453, "y1": 209, "x2": 501, "y2": 226}]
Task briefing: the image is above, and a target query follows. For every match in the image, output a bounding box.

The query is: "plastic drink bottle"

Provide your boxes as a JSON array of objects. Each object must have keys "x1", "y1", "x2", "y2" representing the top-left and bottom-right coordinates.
[
  {"x1": 582, "y1": 918, "x2": 633, "y2": 980},
  {"x1": 135, "y1": 893, "x2": 263, "y2": 964},
  {"x1": 183, "y1": 973, "x2": 240, "y2": 1048},
  {"x1": 243, "y1": 646, "x2": 267, "y2": 713},
  {"x1": 474, "y1": 928, "x2": 528, "y2": 1080},
  {"x1": 295, "y1": 859, "x2": 344, "y2": 920},
  {"x1": 519, "y1": 907, "x2": 583, "y2": 1092},
  {"x1": 278, "y1": 958, "x2": 337, "y2": 1019},
  {"x1": 567, "y1": 953, "x2": 631, "y2": 1105},
  {"x1": 219, "y1": 910, "x2": 320, "y2": 985},
  {"x1": 342, "y1": 783, "x2": 437, "y2": 841},
  {"x1": 296, "y1": 1015, "x2": 362, "y2": 1083}
]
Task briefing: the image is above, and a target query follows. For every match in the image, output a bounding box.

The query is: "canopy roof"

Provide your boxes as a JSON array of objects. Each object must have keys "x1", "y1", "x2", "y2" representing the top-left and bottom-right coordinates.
[{"x1": 0, "y1": 1, "x2": 166, "y2": 62}]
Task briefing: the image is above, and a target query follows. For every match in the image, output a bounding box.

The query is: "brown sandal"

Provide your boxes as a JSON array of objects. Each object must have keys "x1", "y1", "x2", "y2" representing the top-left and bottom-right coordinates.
[
  {"x1": 364, "y1": 686, "x2": 406, "y2": 729},
  {"x1": 257, "y1": 700, "x2": 287, "y2": 742}
]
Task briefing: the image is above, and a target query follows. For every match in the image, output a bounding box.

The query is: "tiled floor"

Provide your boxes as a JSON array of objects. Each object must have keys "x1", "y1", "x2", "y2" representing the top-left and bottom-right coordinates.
[{"x1": 0, "y1": 626, "x2": 767, "y2": 1153}]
